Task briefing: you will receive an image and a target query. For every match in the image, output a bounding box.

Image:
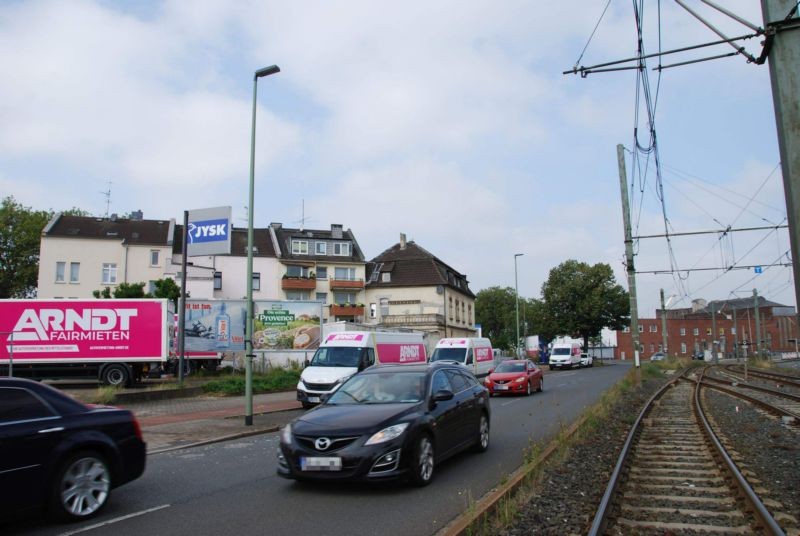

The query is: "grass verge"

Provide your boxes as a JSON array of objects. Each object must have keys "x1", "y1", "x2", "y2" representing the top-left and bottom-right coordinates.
[{"x1": 201, "y1": 365, "x2": 301, "y2": 396}]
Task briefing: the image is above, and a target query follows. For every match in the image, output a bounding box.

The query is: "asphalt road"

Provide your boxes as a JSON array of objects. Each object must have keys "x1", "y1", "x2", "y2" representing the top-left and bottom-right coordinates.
[{"x1": 6, "y1": 361, "x2": 632, "y2": 536}]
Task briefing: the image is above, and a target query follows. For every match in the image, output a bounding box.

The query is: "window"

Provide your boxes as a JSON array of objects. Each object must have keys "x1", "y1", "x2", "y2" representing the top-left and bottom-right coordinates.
[
  {"x1": 333, "y1": 242, "x2": 351, "y2": 256},
  {"x1": 315, "y1": 292, "x2": 327, "y2": 304},
  {"x1": 468, "y1": 304, "x2": 472, "y2": 325},
  {"x1": 380, "y1": 298, "x2": 389, "y2": 318},
  {"x1": 444, "y1": 370, "x2": 468, "y2": 393},
  {"x1": 649, "y1": 325, "x2": 657, "y2": 333},
  {"x1": 706, "y1": 327, "x2": 712, "y2": 335},
  {"x1": 150, "y1": 250, "x2": 160, "y2": 266},
  {"x1": 431, "y1": 371, "x2": 452, "y2": 393},
  {"x1": 623, "y1": 326, "x2": 630, "y2": 333},
  {"x1": 382, "y1": 272, "x2": 391, "y2": 282},
  {"x1": 102, "y1": 263, "x2": 117, "y2": 284},
  {"x1": 455, "y1": 299, "x2": 460, "y2": 322},
  {"x1": 316, "y1": 267, "x2": 327, "y2": 279},
  {"x1": 55, "y1": 262, "x2": 66, "y2": 282},
  {"x1": 449, "y1": 297, "x2": 453, "y2": 320},
  {"x1": 253, "y1": 272, "x2": 261, "y2": 291},
  {"x1": 680, "y1": 327, "x2": 686, "y2": 336},
  {"x1": 287, "y1": 265, "x2": 309, "y2": 278},
  {"x1": 0, "y1": 388, "x2": 56, "y2": 422},
  {"x1": 462, "y1": 302, "x2": 466, "y2": 324},
  {"x1": 649, "y1": 343, "x2": 654, "y2": 353},
  {"x1": 334, "y1": 291, "x2": 357, "y2": 304},
  {"x1": 315, "y1": 242, "x2": 327, "y2": 255},
  {"x1": 286, "y1": 291, "x2": 309, "y2": 301},
  {"x1": 693, "y1": 328, "x2": 699, "y2": 336},
  {"x1": 334, "y1": 267, "x2": 356, "y2": 280},
  {"x1": 680, "y1": 342, "x2": 687, "y2": 354},
  {"x1": 292, "y1": 240, "x2": 308, "y2": 255},
  {"x1": 719, "y1": 328, "x2": 724, "y2": 336},
  {"x1": 214, "y1": 271, "x2": 222, "y2": 290},
  {"x1": 638, "y1": 325, "x2": 644, "y2": 333},
  {"x1": 370, "y1": 303, "x2": 377, "y2": 318},
  {"x1": 731, "y1": 327, "x2": 736, "y2": 335},
  {"x1": 69, "y1": 262, "x2": 80, "y2": 283}
]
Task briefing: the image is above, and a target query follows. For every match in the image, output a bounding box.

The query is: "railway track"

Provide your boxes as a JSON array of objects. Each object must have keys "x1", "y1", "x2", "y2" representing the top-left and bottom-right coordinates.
[
  {"x1": 589, "y1": 369, "x2": 785, "y2": 535},
  {"x1": 724, "y1": 364, "x2": 800, "y2": 392},
  {"x1": 705, "y1": 368, "x2": 800, "y2": 423}
]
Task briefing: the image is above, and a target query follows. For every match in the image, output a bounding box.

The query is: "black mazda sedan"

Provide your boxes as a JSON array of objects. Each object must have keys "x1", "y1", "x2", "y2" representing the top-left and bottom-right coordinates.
[
  {"x1": 277, "y1": 362, "x2": 490, "y2": 486},
  {"x1": 0, "y1": 378, "x2": 146, "y2": 522}
]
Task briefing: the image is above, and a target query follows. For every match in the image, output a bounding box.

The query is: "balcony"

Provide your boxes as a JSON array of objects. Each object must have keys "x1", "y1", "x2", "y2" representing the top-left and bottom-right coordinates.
[
  {"x1": 281, "y1": 277, "x2": 316, "y2": 290},
  {"x1": 330, "y1": 304, "x2": 365, "y2": 316},
  {"x1": 329, "y1": 278, "x2": 365, "y2": 290}
]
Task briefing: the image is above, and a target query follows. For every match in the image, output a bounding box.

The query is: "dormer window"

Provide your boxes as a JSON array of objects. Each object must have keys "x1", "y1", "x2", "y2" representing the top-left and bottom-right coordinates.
[
  {"x1": 292, "y1": 240, "x2": 308, "y2": 255},
  {"x1": 382, "y1": 272, "x2": 391, "y2": 283},
  {"x1": 316, "y1": 242, "x2": 327, "y2": 255},
  {"x1": 333, "y1": 242, "x2": 351, "y2": 256}
]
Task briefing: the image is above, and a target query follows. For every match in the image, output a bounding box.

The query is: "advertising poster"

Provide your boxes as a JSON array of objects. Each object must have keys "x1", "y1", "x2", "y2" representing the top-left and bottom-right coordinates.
[
  {"x1": 183, "y1": 300, "x2": 246, "y2": 352},
  {"x1": 183, "y1": 299, "x2": 322, "y2": 352},
  {"x1": 252, "y1": 300, "x2": 322, "y2": 351}
]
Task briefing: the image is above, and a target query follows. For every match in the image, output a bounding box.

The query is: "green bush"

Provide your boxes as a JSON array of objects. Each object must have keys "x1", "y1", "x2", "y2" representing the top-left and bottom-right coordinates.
[{"x1": 201, "y1": 367, "x2": 301, "y2": 395}]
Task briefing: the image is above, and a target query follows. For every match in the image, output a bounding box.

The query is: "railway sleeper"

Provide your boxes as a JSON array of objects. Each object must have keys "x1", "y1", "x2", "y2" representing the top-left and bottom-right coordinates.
[{"x1": 614, "y1": 517, "x2": 753, "y2": 534}]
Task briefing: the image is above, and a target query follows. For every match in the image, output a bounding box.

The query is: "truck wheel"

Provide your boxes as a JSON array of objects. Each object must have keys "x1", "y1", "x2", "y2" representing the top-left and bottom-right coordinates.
[
  {"x1": 49, "y1": 450, "x2": 111, "y2": 521},
  {"x1": 101, "y1": 364, "x2": 130, "y2": 387}
]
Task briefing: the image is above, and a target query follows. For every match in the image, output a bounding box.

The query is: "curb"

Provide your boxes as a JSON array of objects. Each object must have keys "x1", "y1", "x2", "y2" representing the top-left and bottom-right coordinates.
[
  {"x1": 149, "y1": 425, "x2": 281, "y2": 455},
  {"x1": 436, "y1": 415, "x2": 588, "y2": 536}
]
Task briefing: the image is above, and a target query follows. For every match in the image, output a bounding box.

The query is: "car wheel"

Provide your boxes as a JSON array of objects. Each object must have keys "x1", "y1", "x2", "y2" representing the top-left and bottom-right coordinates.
[
  {"x1": 50, "y1": 451, "x2": 111, "y2": 521},
  {"x1": 101, "y1": 364, "x2": 130, "y2": 387},
  {"x1": 408, "y1": 435, "x2": 435, "y2": 487},
  {"x1": 525, "y1": 381, "x2": 531, "y2": 396},
  {"x1": 537, "y1": 378, "x2": 543, "y2": 392},
  {"x1": 474, "y1": 413, "x2": 490, "y2": 453}
]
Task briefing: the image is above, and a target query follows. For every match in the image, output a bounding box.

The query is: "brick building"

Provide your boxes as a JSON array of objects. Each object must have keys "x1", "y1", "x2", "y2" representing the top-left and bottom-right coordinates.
[{"x1": 616, "y1": 297, "x2": 798, "y2": 360}]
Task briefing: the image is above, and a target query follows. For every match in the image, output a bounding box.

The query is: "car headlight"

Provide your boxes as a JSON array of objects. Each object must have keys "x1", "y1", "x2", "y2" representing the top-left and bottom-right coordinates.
[
  {"x1": 514, "y1": 377, "x2": 526, "y2": 383},
  {"x1": 365, "y1": 423, "x2": 409, "y2": 446},
  {"x1": 281, "y1": 423, "x2": 292, "y2": 444}
]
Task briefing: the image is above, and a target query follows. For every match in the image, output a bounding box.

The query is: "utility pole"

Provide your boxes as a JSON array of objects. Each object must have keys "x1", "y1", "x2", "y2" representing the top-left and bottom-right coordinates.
[
  {"x1": 733, "y1": 306, "x2": 739, "y2": 360},
  {"x1": 618, "y1": 144, "x2": 641, "y2": 367},
  {"x1": 762, "y1": 0, "x2": 800, "y2": 343},
  {"x1": 754, "y1": 289, "x2": 762, "y2": 359},
  {"x1": 660, "y1": 289, "x2": 668, "y2": 357},
  {"x1": 712, "y1": 306, "x2": 718, "y2": 364}
]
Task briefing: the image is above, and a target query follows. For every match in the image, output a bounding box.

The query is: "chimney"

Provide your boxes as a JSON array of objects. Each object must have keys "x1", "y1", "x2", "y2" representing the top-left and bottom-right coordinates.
[
  {"x1": 130, "y1": 210, "x2": 143, "y2": 221},
  {"x1": 331, "y1": 224, "x2": 343, "y2": 239},
  {"x1": 400, "y1": 233, "x2": 407, "y2": 250}
]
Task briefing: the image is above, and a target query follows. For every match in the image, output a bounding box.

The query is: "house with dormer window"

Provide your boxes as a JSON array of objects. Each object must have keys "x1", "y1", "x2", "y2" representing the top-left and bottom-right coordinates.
[{"x1": 364, "y1": 234, "x2": 476, "y2": 347}]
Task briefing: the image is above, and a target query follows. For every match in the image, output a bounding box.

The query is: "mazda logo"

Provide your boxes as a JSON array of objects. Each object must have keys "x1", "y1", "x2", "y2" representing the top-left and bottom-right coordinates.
[{"x1": 315, "y1": 437, "x2": 332, "y2": 451}]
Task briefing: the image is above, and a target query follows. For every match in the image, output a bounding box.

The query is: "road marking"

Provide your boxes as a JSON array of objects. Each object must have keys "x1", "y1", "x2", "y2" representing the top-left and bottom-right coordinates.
[
  {"x1": 500, "y1": 399, "x2": 519, "y2": 407},
  {"x1": 59, "y1": 504, "x2": 171, "y2": 535}
]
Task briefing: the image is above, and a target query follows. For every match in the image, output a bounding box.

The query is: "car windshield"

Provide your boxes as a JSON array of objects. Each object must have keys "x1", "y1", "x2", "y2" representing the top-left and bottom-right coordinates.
[
  {"x1": 552, "y1": 348, "x2": 571, "y2": 355},
  {"x1": 430, "y1": 348, "x2": 466, "y2": 362},
  {"x1": 309, "y1": 347, "x2": 361, "y2": 367},
  {"x1": 328, "y1": 372, "x2": 427, "y2": 404},
  {"x1": 495, "y1": 362, "x2": 526, "y2": 373}
]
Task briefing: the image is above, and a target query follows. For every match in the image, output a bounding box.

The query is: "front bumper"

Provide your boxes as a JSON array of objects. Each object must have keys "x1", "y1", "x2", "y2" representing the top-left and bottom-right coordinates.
[{"x1": 277, "y1": 436, "x2": 409, "y2": 482}]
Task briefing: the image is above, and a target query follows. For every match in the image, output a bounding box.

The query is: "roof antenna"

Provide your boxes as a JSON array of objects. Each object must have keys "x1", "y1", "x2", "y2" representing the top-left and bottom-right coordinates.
[{"x1": 101, "y1": 181, "x2": 112, "y2": 218}]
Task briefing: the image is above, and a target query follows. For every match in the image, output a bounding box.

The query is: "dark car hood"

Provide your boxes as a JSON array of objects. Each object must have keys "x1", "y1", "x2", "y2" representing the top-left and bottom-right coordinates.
[{"x1": 294, "y1": 403, "x2": 420, "y2": 436}]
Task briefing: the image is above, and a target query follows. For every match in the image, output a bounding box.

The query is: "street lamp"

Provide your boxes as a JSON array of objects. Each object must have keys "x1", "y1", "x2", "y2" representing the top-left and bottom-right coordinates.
[
  {"x1": 514, "y1": 253, "x2": 523, "y2": 358},
  {"x1": 245, "y1": 64, "x2": 280, "y2": 426}
]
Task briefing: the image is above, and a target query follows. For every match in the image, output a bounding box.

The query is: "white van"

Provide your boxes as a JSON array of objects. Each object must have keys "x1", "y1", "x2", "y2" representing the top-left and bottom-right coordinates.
[
  {"x1": 429, "y1": 337, "x2": 494, "y2": 378},
  {"x1": 297, "y1": 331, "x2": 427, "y2": 408},
  {"x1": 549, "y1": 342, "x2": 582, "y2": 370}
]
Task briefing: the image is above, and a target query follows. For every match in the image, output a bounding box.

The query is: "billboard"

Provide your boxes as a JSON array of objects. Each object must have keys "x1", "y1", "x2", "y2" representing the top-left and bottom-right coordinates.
[
  {"x1": 0, "y1": 299, "x2": 168, "y2": 363},
  {"x1": 187, "y1": 206, "x2": 232, "y2": 257},
  {"x1": 182, "y1": 299, "x2": 322, "y2": 352}
]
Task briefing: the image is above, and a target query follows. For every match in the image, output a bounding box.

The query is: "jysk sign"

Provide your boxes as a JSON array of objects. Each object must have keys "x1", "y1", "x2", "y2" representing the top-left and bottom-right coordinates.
[{"x1": 187, "y1": 206, "x2": 231, "y2": 257}]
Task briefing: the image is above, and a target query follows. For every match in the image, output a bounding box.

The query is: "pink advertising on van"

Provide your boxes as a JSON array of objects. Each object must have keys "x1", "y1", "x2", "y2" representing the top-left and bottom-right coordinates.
[
  {"x1": 376, "y1": 343, "x2": 427, "y2": 364},
  {"x1": 474, "y1": 346, "x2": 493, "y2": 362}
]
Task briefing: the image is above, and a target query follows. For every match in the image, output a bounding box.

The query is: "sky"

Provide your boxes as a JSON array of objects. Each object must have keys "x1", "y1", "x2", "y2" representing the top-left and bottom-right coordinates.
[{"x1": 0, "y1": 1, "x2": 793, "y2": 317}]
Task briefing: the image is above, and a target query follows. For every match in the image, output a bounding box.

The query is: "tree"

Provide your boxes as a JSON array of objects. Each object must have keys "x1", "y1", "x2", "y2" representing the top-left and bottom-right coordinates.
[
  {"x1": 0, "y1": 197, "x2": 52, "y2": 298},
  {"x1": 93, "y1": 282, "x2": 147, "y2": 299},
  {"x1": 540, "y1": 260, "x2": 629, "y2": 351},
  {"x1": 475, "y1": 286, "x2": 518, "y2": 351},
  {"x1": 150, "y1": 278, "x2": 183, "y2": 309}
]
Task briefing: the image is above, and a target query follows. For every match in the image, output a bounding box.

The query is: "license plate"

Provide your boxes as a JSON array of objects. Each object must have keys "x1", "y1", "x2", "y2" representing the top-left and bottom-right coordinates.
[
  {"x1": 307, "y1": 396, "x2": 320, "y2": 403},
  {"x1": 495, "y1": 385, "x2": 508, "y2": 391},
  {"x1": 300, "y1": 456, "x2": 342, "y2": 471}
]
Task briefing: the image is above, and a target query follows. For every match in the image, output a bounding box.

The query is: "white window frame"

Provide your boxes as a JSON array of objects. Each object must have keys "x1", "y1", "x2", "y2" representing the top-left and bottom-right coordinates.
[
  {"x1": 214, "y1": 271, "x2": 222, "y2": 290},
  {"x1": 693, "y1": 328, "x2": 699, "y2": 336},
  {"x1": 286, "y1": 291, "x2": 309, "y2": 301},
  {"x1": 315, "y1": 242, "x2": 327, "y2": 255},
  {"x1": 649, "y1": 325, "x2": 657, "y2": 333},
  {"x1": 253, "y1": 272, "x2": 261, "y2": 291},
  {"x1": 150, "y1": 250, "x2": 160, "y2": 267},
  {"x1": 333, "y1": 291, "x2": 357, "y2": 305},
  {"x1": 69, "y1": 262, "x2": 80, "y2": 283},
  {"x1": 102, "y1": 263, "x2": 117, "y2": 284},
  {"x1": 381, "y1": 272, "x2": 391, "y2": 282},
  {"x1": 315, "y1": 292, "x2": 328, "y2": 304},
  {"x1": 292, "y1": 240, "x2": 309, "y2": 255},
  {"x1": 55, "y1": 262, "x2": 66, "y2": 283},
  {"x1": 334, "y1": 267, "x2": 356, "y2": 280},
  {"x1": 680, "y1": 342, "x2": 687, "y2": 354},
  {"x1": 680, "y1": 327, "x2": 686, "y2": 336},
  {"x1": 333, "y1": 242, "x2": 351, "y2": 256},
  {"x1": 316, "y1": 267, "x2": 327, "y2": 280}
]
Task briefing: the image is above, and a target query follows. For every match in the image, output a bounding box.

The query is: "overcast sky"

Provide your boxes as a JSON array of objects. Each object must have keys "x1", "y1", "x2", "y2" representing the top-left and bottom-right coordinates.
[{"x1": 1, "y1": 1, "x2": 792, "y2": 316}]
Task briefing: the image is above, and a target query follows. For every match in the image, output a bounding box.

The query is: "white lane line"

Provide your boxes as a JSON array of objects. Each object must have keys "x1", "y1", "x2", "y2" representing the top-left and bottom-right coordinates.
[
  {"x1": 501, "y1": 399, "x2": 520, "y2": 407},
  {"x1": 59, "y1": 504, "x2": 172, "y2": 536},
  {"x1": 556, "y1": 384, "x2": 568, "y2": 387}
]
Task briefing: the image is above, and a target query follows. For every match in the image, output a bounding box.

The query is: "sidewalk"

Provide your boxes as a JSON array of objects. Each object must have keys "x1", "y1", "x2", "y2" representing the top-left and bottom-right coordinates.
[{"x1": 116, "y1": 390, "x2": 303, "y2": 454}]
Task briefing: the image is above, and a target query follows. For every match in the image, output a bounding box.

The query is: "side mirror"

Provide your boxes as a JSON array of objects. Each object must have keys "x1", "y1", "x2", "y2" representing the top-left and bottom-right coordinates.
[
  {"x1": 433, "y1": 389, "x2": 454, "y2": 402},
  {"x1": 488, "y1": 368, "x2": 494, "y2": 374}
]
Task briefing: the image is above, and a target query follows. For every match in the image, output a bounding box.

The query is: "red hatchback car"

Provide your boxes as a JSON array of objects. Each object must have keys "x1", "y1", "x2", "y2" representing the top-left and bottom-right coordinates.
[{"x1": 484, "y1": 360, "x2": 543, "y2": 396}]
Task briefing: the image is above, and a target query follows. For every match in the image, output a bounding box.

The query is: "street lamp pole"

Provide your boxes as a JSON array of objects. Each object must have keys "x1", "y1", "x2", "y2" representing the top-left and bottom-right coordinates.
[
  {"x1": 514, "y1": 253, "x2": 523, "y2": 358},
  {"x1": 246, "y1": 64, "x2": 280, "y2": 426}
]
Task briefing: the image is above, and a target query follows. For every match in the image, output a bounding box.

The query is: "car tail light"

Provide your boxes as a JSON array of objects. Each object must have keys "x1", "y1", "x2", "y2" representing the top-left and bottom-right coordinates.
[{"x1": 132, "y1": 415, "x2": 144, "y2": 441}]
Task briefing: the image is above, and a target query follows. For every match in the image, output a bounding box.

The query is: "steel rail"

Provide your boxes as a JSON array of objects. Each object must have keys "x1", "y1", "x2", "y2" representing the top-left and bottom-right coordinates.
[
  {"x1": 705, "y1": 373, "x2": 800, "y2": 403},
  {"x1": 587, "y1": 370, "x2": 686, "y2": 536},
  {"x1": 699, "y1": 376, "x2": 800, "y2": 423},
  {"x1": 726, "y1": 364, "x2": 800, "y2": 387},
  {"x1": 694, "y1": 369, "x2": 786, "y2": 535}
]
